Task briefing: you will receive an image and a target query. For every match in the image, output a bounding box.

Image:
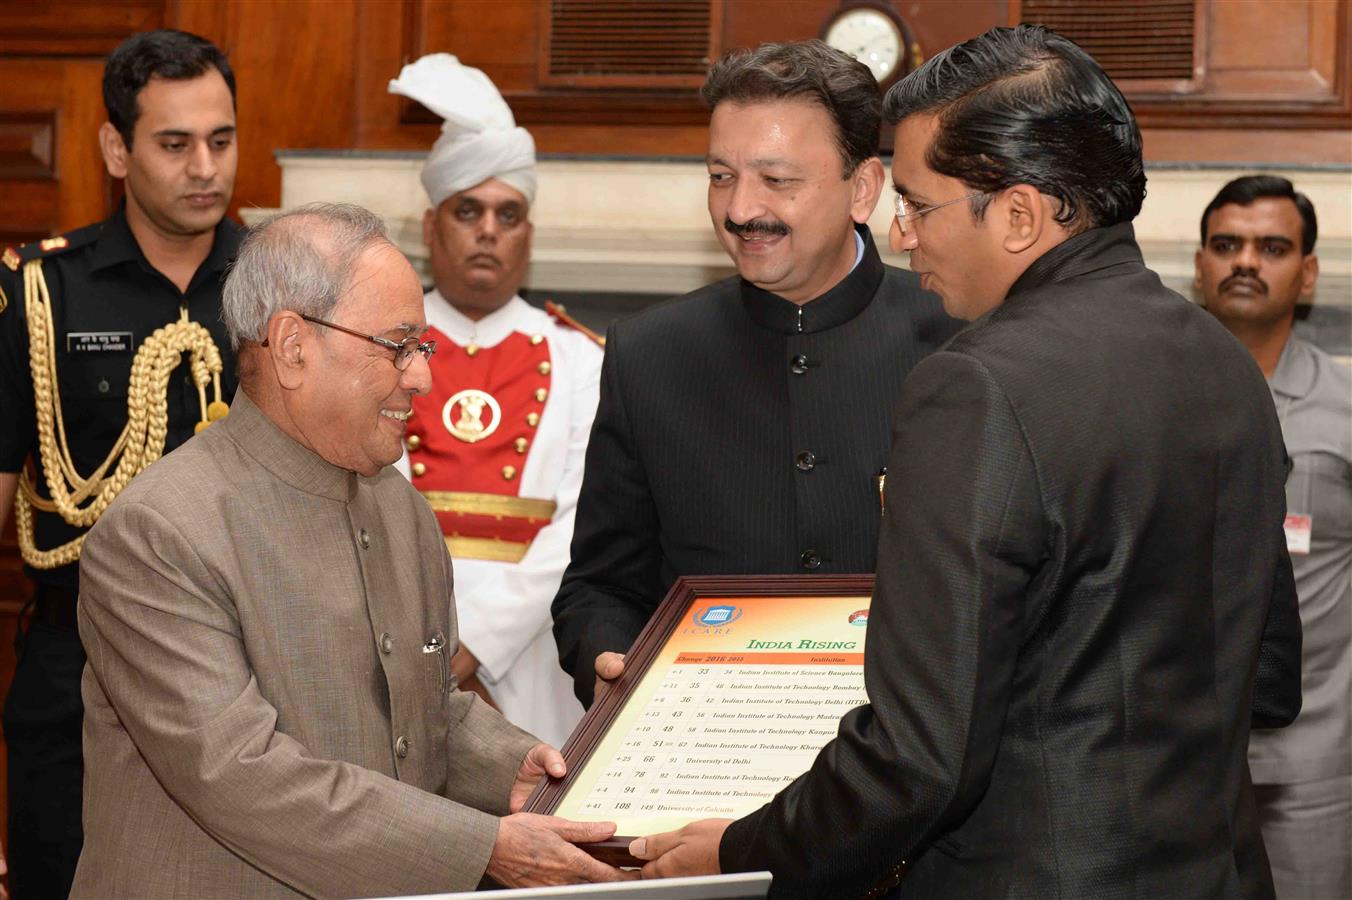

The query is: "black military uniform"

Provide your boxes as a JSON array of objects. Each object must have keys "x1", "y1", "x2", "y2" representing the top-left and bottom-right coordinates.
[
  {"x1": 0, "y1": 203, "x2": 241, "y2": 899},
  {"x1": 551, "y1": 226, "x2": 962, "y2": 706}
]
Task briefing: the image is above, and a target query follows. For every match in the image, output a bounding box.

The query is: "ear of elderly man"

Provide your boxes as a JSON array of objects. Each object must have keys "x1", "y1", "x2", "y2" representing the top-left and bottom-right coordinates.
[{"x1": 69, "y1": 203, "x2": 635, "y2": 898}]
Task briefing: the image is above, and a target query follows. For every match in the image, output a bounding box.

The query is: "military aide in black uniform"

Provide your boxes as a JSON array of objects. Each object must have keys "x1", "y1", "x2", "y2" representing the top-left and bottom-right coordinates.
[
  {"x1": 0, "y1": 30, "x2": 239, "y2": 898},
  {"x1": 552, "y1": 41, "x2": 961, "y2": 707}
]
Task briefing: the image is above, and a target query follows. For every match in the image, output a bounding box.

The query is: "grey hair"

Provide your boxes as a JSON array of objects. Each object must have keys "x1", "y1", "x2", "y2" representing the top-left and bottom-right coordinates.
[{"x1": 222, "y1": 202, "x2": 391, "y2": 350}]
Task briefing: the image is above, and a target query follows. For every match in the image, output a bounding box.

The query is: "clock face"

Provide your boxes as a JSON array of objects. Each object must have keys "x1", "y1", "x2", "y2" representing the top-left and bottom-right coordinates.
[{"x1": 824, "y1": 7, "x2": 905, "y2": 85}]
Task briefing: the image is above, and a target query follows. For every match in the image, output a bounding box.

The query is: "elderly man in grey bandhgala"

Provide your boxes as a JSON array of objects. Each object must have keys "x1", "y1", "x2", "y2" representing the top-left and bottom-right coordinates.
[{"x1": 71, "y1": 203, "x2": 631, "y2": 898}]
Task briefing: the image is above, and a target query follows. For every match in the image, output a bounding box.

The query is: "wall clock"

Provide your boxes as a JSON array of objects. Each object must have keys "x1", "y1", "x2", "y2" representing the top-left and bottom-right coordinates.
[{"x1": 821, "y1": 2, "x2": 919, "y2": 88}]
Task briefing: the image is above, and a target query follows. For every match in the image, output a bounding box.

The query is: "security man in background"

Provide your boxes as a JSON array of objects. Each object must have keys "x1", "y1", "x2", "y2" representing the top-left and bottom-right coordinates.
[
  {"x1": 0, "y1": 30, "x2": 240, "y2": 897},
  {"x1": 1197, "y1": 175, "x2": 1351, "y2": 899},
  {"x1": 389, "y1": 55, "x2": 603, "y2": 749}
]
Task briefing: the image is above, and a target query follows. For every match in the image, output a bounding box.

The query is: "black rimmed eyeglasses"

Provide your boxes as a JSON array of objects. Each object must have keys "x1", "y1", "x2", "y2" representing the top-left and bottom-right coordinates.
[{"x1": 263, "y1": 314, "x2": 437, "y2": 370}]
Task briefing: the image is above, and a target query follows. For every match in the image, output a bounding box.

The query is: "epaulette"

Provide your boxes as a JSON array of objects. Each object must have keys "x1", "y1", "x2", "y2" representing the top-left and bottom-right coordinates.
[
  {"x1": 2, "y1": 224, "x2": 101, "y2": 314},
  {"x1": 544, "y1": 300, "x2": 606, "y2": 347},
  {"x1": 5, "y1": 221, "x2": 102, "y2": 271}
]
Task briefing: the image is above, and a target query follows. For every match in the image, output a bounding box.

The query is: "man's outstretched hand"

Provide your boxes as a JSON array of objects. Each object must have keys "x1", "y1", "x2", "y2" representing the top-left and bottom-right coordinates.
[{"x1": 630, "y1": 818, "x2": 731, "y2": 880}]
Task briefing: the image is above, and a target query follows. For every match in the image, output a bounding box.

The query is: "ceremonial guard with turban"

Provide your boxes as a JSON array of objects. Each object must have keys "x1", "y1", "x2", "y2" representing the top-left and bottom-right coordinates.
[{"x1": 389, "y1": 56, "x2": 603, "y2": 749}]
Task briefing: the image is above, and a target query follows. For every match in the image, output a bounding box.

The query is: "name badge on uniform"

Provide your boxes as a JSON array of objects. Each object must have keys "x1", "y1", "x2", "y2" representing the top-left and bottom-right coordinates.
[
  {"x1": 67, "y1": 331, "x2": 133, "y2": 354},
  {"x1": 1284, "y1": 513, "x2": 1312, "y2": 556}
]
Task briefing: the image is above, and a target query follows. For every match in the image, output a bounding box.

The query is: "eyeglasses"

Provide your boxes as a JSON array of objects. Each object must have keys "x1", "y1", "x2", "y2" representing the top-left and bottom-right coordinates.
[
  {"x1": 300, "y1": 314, "x2": 436, "y2": 370},
  {"x1": 893, "y1": 191, "x2": 989, "y2": 235}
]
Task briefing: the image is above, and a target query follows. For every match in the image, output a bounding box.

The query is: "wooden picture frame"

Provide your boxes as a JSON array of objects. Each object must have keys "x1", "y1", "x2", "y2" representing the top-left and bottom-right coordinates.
[{"x1": 525, "y1": 573, "x2": 875, "y2": 867}]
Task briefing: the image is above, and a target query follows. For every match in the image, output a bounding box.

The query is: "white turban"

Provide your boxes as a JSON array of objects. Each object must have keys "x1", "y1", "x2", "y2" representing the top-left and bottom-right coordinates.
[{"x1": 388, "y1": 54, "x2": 537, "y2": 208}]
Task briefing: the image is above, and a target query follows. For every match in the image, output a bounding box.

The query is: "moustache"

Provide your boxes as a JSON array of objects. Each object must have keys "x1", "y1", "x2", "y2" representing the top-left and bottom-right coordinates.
[
  {"x1": 1220, "y1": 273, "x2": 1267, "y2": 295},
  {"x1": 724, "y1": 217, "x2": 790, "y2": 238}
]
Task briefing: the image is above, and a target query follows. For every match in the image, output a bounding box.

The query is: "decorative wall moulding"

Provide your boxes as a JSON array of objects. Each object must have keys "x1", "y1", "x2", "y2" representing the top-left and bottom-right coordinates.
[{"x1": 0, "y1": 112, "x2": 56, "y2": 181}]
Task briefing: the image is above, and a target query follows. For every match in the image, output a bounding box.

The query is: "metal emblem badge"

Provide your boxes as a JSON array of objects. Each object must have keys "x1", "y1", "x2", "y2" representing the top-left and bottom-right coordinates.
[{"x1": 443, "y1": 389, "x2": 501, "y2": 443}]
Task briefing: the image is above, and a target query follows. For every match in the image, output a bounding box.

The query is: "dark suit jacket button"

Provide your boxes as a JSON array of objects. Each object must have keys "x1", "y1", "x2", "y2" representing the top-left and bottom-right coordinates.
[
  {"x1": 800, "y1": 550, "x2": 821, "y2": 570},
  {"x1": 795, "y1": 451, "x2": 816, "y2": 472},
  {"x1": 790, "y1": 354, "x2": 809, "y2": 375}
]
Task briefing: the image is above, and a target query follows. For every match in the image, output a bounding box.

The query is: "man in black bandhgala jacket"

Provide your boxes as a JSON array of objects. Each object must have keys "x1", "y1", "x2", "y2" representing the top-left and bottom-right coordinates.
[{"x1": 551, "y1": 40, "x2": 959, "y2": 708}]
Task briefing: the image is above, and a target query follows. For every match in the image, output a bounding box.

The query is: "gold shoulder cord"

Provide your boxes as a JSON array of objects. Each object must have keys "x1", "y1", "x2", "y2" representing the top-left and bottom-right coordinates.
[{"x1": 15, "y1": 258, "x2": 229, "y2": 568}]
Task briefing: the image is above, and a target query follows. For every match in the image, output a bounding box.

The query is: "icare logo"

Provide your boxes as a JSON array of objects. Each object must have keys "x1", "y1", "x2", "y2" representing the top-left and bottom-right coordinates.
[
  {"x1": 849, "y1": 609, "x2": 869, "y2": 627},
  {"x1": 693, "y1": 605, "x2": 742, "y2": 627}
]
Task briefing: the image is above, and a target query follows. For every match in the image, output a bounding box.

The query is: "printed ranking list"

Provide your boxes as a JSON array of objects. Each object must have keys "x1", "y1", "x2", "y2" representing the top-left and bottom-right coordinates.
[
  {"x1": 575, "y1": 651, "x2": 867, "y2": 830},
  {"x1": 551, "y1": 593, "x2": 873, "y2": 836}
]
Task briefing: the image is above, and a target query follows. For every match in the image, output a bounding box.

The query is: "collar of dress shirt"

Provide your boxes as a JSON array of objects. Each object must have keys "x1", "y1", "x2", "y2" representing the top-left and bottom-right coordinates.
[
  {"x1": 220, "y1": 389, "x2": 358, "y2": 503},
  {"x1": 89, "y1": 201, "x2": 243, "y2": 281},
  {"x1": 424, "y1": 290, "x2": 530, "y2": 348},
  {"x1": 739, "y1": 223, "x2": 885, "y2": 335},
  {"x1": 1269, "y1": 334, "x2": 1317, "y2": 400}
]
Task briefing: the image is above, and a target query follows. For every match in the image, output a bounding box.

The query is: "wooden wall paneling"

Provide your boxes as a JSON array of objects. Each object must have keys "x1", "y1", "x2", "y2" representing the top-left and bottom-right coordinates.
[
  {"x1": 900, "y1": 0, "x2": 1007, "y2": 65},
  {"x1": 410, "y1": 0, "x2": 540, "y2": 93},
  {"x1": 1143, "y1": 0, "x2": 1351, "y2": 128},
  {"x1": 56, "y1": 60, "x2": 115, "y2": 231},
  {"x1": 0, "y1": 182, "x2": 59, "y2": 248},
  {"x1": 376, "y1": 0, "x2": 1014, "y2": 149},
  {"x1": 170, "y1": 0, "x2": 363, "y2": 221},
  {"x1": 1205, "y1": 0, "x2": 1343, "y2": 102},
  {"x1": 354, "y1": 0, "x2": 436, "y2": 151},
  {"x1": 0, "y1": 71, "x2": 62, "y2": 245},
  {"x1": 720, "y1": 0, "x2": 823, "y2": 44},
  {"x1": 350, "y1": 1, "x2": 1024, "y2": 158},
  {"x1": 401, "y1": 0, "x2": 712, "y2": 130},
  {"x1": 0, "y1": 0, "x2": 165, "y2": 56},
  {"x1": 1142, "y1": 126, "x2": 1352, "y2": 165},
  {"x1": 1012, "y1": 0, "x2": 1351, "y2": 130},
  {"x1": 1309, "y1": 0, "x2": 1342, "y2": 93},
  {"x1": 166, "y1": 0, "x2": 228, "y2": 46},
  {"x1": 0, "y1": 58, "x2": 109, "y2": 243},
  {"x1": 0, "y1": 0, "x2": 1325, "y2": 197},
  {"x1": 0, "y1": 113, "x2": 56, "y2": 180},
  {"x1": 380, "y1": 0, "x2": 710, "y2": 151}
]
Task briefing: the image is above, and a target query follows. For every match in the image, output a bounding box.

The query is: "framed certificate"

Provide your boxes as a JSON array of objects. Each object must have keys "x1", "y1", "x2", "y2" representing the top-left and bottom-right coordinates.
[{"x1": 525, "y1": 574, "x2": 874, "y2": 866}]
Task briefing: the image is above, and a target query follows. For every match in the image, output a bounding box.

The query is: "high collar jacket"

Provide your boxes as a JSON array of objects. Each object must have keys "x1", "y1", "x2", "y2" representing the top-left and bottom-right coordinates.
[
  {"x1": 720, "y1": 223, "x2": 1302, "y2": 898},
  {"x1": 73, "y1": 392, "x2": 536, "y2": 898},
  {"x1": 551, "y1": 227, "x2": 961, "y2": 705}
]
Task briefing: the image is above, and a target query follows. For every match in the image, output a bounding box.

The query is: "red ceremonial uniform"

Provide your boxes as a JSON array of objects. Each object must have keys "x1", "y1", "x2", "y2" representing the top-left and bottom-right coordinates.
[
  {"x1": 407, "y1": 328, "x2": 557, "y2": 561},
  {"x1": 398, "y1": 293, "x2": 603, "y2": 748}
]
